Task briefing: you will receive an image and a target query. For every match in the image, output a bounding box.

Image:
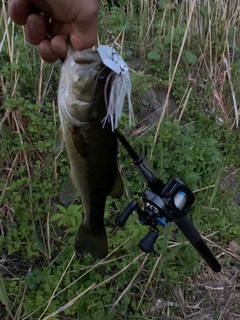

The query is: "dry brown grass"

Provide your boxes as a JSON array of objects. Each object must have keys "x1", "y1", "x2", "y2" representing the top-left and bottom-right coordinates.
[{"x1": 144, "y1": 258, "x2": 240, "y2": 319}]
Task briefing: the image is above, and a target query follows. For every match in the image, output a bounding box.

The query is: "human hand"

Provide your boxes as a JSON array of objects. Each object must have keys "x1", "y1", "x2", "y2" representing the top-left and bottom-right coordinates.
[{"x1": 8, "y1": 0, "x2": 99, "y2": 62}]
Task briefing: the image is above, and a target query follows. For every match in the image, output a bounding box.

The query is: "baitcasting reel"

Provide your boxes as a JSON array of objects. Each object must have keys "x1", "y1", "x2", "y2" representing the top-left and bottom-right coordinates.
[
  {"x1": 115, "y1": 130, "x2": 221, "y2": 273},
  {"x1": 116, "y1": 178, "x2": 194, "y2": 254}
]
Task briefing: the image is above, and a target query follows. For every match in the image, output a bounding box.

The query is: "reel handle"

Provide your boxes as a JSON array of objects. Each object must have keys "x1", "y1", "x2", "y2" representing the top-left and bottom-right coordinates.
[
  {"x1": 115, "y1": 201, "x2": 136, "y2": 227},
  {"x1": 138, "y1": 230, "x2": 158, "y2": 253},
  {"x1": 175, "y1": 217, "x2": 221, "y2": 272}
]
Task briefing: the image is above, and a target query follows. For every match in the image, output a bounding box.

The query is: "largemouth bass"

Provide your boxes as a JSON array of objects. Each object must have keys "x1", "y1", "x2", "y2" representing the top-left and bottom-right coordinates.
[{"x1": 55, "y1": 48, "x2": 124, "y2": 259}]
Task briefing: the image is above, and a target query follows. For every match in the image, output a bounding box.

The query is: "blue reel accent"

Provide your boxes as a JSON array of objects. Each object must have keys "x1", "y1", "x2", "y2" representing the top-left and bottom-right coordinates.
[
  {"x1": 156, "y1": 217, "x2": 167, "y2": 227},
  {"x1": 179, "y1": 190, "x2": 188, "y2": 199},
  {"x1": 174, "y1": 190, "x2": 188, "y2": 210}
]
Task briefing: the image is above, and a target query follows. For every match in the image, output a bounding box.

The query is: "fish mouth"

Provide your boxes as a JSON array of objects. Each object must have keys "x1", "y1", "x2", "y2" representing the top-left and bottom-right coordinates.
[
  {"x1": 74, "y1": 57, "x2": 98, "y2": 64},
  {"x1": 69, "y1": 49, "x2": 102, "y2": 66}
]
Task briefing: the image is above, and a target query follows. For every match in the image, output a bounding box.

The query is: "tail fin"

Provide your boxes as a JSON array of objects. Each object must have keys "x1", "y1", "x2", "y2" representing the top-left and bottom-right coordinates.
[{"x1": 75, "y1": 224, "x2": 108, "y2": 259}]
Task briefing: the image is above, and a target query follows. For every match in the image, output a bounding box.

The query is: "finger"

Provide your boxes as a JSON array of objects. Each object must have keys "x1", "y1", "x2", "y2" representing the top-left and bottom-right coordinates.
[
  {"x1": 46, "y1": 0, "x2": 79, "y2": 21},
  {"x1": 47, "y1": 0, "x2": 99, "y2": 22},
  {"x1": 8, "y1": 0, "x2": 30, "y2": 25},
  {"x1": 48, "y1": 20, "x2": 72, "y2": 39},
  {"x1": 70, "y1": 32, "x2": 97, "y2": 52},
  {"x1": 24, "y1": 14, "x2": 46, "y2": 45},
  {"x1": 38, "y1": 39, "x2": 59, "y2": 63},
  {"x1": 70, "y1": 1, "x2": 98, "y2": 50},
  {"x1": 28, "y1": 0, "x2": 53, "y2": 16},
  {"x1": 70, "y1": 17, "x2": 98, "y2": 51},
  {"x1": 51, "y1": 35, "x2": 67, "y2": 58}
]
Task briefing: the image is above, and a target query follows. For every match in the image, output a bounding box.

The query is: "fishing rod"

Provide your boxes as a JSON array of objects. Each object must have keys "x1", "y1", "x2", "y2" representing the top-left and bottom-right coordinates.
[
  {"x1": 114, "y1": 129, "x2": 221, "y2": 273},
  {"x1": 56, "y1": 47, "x2": 221, "y2": 272},
  {"x1": 94, "y1": 64, "x2": 221, "y2": 272}
]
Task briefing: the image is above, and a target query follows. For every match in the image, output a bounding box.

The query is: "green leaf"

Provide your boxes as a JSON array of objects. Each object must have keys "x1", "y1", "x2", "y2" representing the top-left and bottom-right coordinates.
[
  {"x1": 183, "y1": 49, "x2": 197, "y2": 65},
  {"x1": 56, "y1": 205, "x2": 69, "y2": 214},
  {"x1": 147, "y1": 49, "x2": 161, "y2": 61},
  {"x1": 162, "y1": 244, "x2": 183, "y2": 263},
  {"x1": 72, "y1": 204, "x2": 83, "y2": 215},
  {"x1": 71, "y1": 216, "x2": 76, "y2": 226},
  {"x1": 0, "y1": 273, "x2": 11, "y2": 308},
  {"x1": 124, "y1": 49, "x2": 133, "y2": 57},
  {"x1": 50, "y1": 213, "x2": 63, "y2": 222},
  {"x1": 24, "y1": 272, "x2": 40, "y2": 290},
  {"x1": 66, "y1": 225, "x2": 79, "y2": 233}
]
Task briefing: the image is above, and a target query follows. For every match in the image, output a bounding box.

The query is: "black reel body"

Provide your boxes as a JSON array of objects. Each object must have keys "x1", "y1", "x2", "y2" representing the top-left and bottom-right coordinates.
[
  {"x1": 116, "y1": 177, "x2": 194, "y2": 252},
  {"x1": 144, "y1": 177, "x2": 195, "y2": 223}
]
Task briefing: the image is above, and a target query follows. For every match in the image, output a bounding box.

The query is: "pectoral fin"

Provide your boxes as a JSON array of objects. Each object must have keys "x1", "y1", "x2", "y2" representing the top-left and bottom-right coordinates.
[
  {"x1": 53, "y1": 126, "x2": 65, "y2": 153},
  {"x1": 109, "y1": 169, "x2": 124, "y2": 199},
  {"x1": 71, "y1": 128, "x2": 87, "y2": 158},
  {"x1": 60, "y1": 171, "x2": 80, "y2": 205}
]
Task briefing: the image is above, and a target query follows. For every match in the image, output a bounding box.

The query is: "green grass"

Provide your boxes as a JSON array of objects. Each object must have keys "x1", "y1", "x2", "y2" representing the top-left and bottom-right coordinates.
[{"x1": 1, "y1": 1, "x2": 240, "y2": 319}]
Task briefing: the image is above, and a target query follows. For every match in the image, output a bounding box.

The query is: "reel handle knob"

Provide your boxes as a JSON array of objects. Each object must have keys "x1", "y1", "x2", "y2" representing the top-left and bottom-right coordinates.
[
  {"x1": 116, "y1": 201, "x2": 137, "y2": 227},
  {"x1": 138, "y1": 230, "x2": 158, "y2": 253}
]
